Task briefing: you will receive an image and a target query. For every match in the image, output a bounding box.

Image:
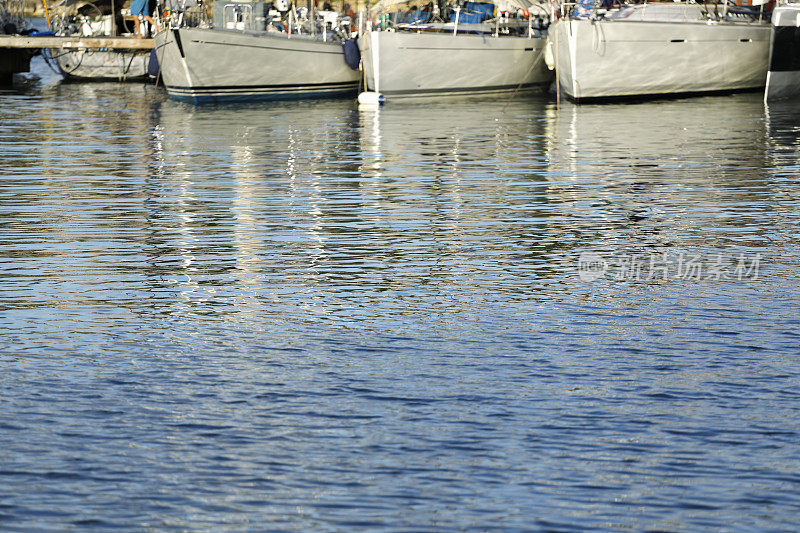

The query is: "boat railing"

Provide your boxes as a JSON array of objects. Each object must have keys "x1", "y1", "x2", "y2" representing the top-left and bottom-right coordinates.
[
  {"x1": 375, "y1": 0, "x2": 548, "y2": 34},
  {"x1": 559, "y1": 0, "x2": 770, "y2": 23},
  {"x1": 222, "y1": 3, "x2": 253, "y2": 31},
  {"x1": 165, "y1": 0, "x2": 212, "y2": 29}
]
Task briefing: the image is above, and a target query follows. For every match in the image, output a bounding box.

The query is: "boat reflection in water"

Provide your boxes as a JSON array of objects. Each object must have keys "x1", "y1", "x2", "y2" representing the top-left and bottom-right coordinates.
[
  {"x1": 542, "y1": 94, "x2": 780, "y2": 258},
  {"x1": 765, "y1": 100, "x2": 800, "y2": 172},
  {"x1": 147, "y1": 95, "x2": 571, "y2": 309},
  {"x1": 145, "y1": 92, "x2": 787, "y2": 299}
]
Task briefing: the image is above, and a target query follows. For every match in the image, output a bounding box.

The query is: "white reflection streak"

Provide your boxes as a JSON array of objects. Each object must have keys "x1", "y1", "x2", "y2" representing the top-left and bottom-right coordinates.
[
  {"x1": 151, "y1": 124, "x2": 166, "y2": 180},
  {"x1": 304, "y1": 123, "x2": 327, "y2": 262},
  {"x1": 307, "y1": 174, "x2": 327, "y2": 281},
  {"x1": 175, "y1": 168, "x2": 198, "y2": 304},
  {"x1": 230, "y1": 142, "x2": 263, "y2": 318},
  {"x1": 285, "y1": 127, "x2": 327, "y2": 309},
  {"x1": 542, "y1": 102, "x2": 580, "y2": 181},
  {"x1": 169, "y1": 112, "x2": 201, "y2": 307},
  {"x1": 543, "y1": 103, "x2": 584, "y2": 201},
  {"x1": 358, "y1": 108, "x2": 385, "y2": 228},
  {"x1": 169, "y1": 114, "x2": 198, "y2": 302},
  {"x1": 360, "y1": 108, "x2": 383, "y2": 179},
  {"x1": 449, "y1": 130, "x2": 464, "y2": 224}
]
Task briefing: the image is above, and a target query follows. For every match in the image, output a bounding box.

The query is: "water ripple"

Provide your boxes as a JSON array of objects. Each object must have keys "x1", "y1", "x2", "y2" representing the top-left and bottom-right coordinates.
[{"x1": 1, "y1": 58, "x2": 799, "y2": 530}]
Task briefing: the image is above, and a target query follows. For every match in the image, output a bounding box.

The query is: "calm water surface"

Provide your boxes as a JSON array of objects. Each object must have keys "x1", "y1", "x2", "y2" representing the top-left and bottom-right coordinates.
[{"x1": 1, "y1": 58, "x2": 799, "y2": 530}]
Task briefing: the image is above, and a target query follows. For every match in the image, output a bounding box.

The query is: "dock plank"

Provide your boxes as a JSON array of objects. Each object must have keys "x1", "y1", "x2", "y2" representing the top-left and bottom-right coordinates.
[{"x1": 0, "y1": 36, "x2": 154, "y2": 50}]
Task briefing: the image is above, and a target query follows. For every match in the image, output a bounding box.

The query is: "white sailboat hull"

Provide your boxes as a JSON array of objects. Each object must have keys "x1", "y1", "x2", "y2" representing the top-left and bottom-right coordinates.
[
  {"x1": 153, "y1": 28, "x2": 360, "y2": 103},
  {"x1": 360, "y1": 30, "x2": 553, "y2": 98},
  {"x1": 53, "y1": 49, "x2": 151, "y2": 81},
  {"x1": 552, "y1": 14, "x2": 771, "y2": 100}
]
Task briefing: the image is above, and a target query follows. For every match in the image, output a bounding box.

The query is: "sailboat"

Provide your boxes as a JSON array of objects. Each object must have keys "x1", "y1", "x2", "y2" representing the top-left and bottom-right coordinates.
[
  {"x1": 765, "y1": 3, "x2": 800, "y2": 101},
  {"x1": 550, "y1": 0, "x2": 772, "y2": 101},
  {"x1": 46, "y1": 0, "x2": 156, "y2": 81},
  {"x1": 153, "y1": 0, "x2": 360, "y2": 103},
  {"x1": 358, "y1": 0, "x2": 554, "y2": 102}
]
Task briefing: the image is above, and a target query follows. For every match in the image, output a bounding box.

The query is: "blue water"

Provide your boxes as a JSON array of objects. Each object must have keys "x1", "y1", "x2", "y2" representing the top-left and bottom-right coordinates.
[{"x1": 1, "y1": 58, "x2": 800, "y2": 530}]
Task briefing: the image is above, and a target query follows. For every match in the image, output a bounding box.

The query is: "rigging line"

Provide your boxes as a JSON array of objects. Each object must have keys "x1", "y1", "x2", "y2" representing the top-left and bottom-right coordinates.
[
  {"x1": 153, "y1": 2, "x2": 170, "y2": 87},
  {"x1": 124, "y1": 51, "x2": 137, "y2": 75},
  {"x1": 154, "y1": 36, "x2": 169, "y2": 87},
  {"x1": 501, "y1": 41, "x2": 547, "y2": 113},
  {"x1": 41, "y1": 49, "x2": 63, "y2": 74}
]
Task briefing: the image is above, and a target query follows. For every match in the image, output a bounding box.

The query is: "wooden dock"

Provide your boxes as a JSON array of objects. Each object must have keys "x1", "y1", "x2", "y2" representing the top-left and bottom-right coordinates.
[{"x1": 0, "y1": 36, "x2": 154, "y2": 50}]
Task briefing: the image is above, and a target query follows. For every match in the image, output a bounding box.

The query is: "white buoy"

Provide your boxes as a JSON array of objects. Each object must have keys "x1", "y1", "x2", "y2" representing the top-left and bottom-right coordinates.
[
  {"x1": 357, "y1": 30, "x2": 383, "y2": 108},
  {"x1": 358, "y1": 91, "x2": 384, "y2": 108}
]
